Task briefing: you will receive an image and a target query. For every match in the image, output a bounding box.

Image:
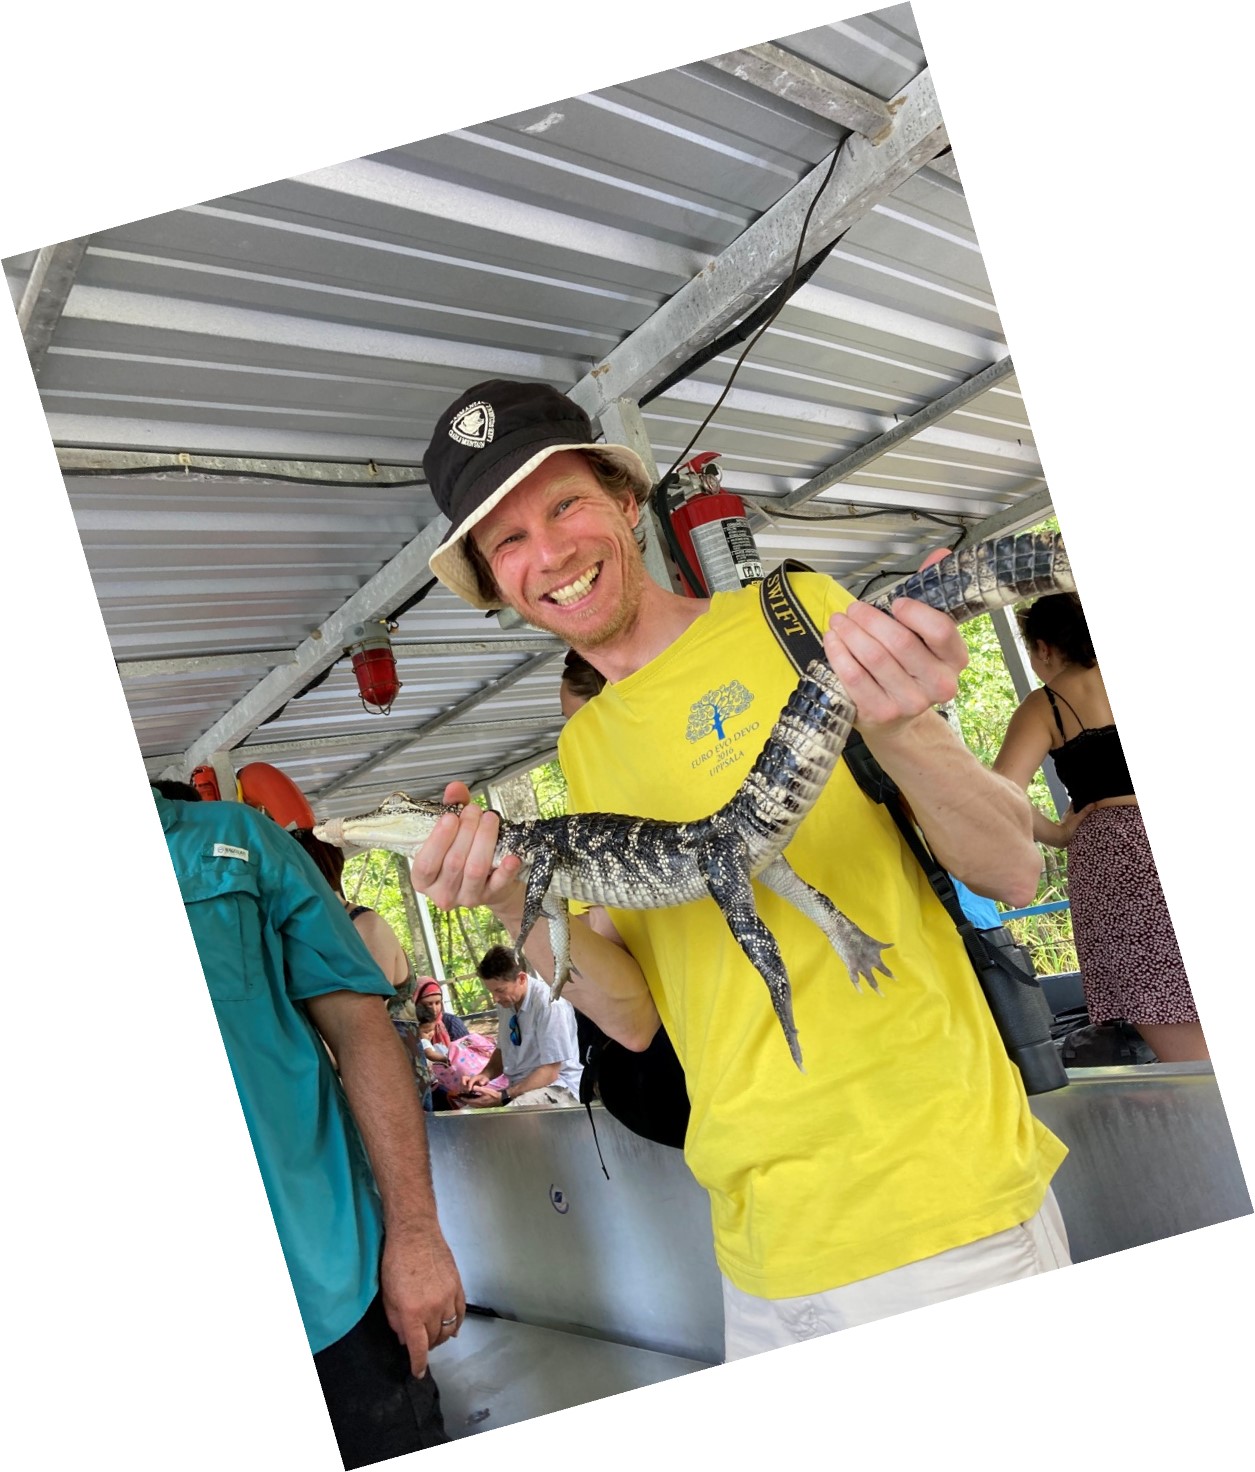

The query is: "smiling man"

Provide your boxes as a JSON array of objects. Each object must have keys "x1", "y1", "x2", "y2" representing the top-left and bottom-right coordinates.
[{"x1": 413, "y1": 378, "x2": 1069, "y2": 1362}]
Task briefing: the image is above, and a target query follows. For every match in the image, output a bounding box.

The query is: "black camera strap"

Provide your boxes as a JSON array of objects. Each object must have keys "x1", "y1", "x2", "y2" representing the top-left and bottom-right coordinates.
[{"x1": 758, "y1": 562, "x2": 1011, "y2": 979}]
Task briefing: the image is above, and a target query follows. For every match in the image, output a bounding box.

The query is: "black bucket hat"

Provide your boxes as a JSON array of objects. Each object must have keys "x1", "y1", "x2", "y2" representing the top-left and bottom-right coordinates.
[{"x1": 424, "y1": 379, "x2": 652, "y2": 609}]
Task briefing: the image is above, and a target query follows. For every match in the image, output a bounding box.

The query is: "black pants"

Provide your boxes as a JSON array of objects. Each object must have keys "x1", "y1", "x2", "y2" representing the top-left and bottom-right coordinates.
[{"x1": 313, "y1": 1291, "x2": 450, "y2": 1469}]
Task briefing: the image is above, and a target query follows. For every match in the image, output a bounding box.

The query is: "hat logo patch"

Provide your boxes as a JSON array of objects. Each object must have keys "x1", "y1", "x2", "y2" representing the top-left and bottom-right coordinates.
[{"x1": 448, "y1": 401, "x2": 495, "y2": 449}]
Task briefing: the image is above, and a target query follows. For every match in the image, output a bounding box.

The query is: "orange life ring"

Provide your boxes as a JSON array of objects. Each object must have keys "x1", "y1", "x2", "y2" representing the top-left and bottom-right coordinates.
[{"x1": 237, "y1": 762, "x2": 315, "y2": 831}]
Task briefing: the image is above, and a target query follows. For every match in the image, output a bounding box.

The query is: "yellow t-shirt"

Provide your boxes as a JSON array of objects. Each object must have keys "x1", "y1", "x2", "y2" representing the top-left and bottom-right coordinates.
[{"x1": 558, "y1": 574, "x2": 1066, "y2": 1298}]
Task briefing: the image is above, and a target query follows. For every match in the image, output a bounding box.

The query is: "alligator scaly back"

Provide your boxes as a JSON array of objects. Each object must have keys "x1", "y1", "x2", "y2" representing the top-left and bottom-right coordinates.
[
  {"x1": 864, "y1": 529, "x2": 1073, "y2": 619},
  {"x1": 315, "y1": 529, "x2": 1077, "y2": 1071}
]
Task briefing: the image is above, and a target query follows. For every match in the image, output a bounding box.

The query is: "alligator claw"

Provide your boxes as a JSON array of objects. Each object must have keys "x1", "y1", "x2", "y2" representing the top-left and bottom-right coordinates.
[{"x1": 756, "y1": 856, "x2": 892, "y2": 999}]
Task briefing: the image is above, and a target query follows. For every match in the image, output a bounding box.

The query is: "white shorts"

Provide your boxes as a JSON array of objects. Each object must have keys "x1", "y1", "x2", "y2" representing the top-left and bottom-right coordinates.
[{"x1": 721, "y1": 1186, "x2": 1071, "y2": 1361}]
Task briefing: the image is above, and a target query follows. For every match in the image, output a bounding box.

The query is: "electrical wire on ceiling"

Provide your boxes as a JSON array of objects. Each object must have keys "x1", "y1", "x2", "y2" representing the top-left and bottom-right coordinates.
[
  {"x1": 657, "y1": 147, "x2": 844, "y2": 488},
  {"x1": 648, "y1": 143, "x2": 846, "y2": 597},
  {"x1": 848, "y1": 504, "x2": 979, "y2": 598},
  {"x1": 61, "y1": 463, "x2": 427, "y2": 489},
  {"x1": 854, "y1": 569, "x2": 906, "y2": 598},
  {"x1": 743, "y1": 497, "x2": 974, "y2": 535},
  {"x1": 66, "y1": 449, "x2": 439, "y2": 732},
  {"x1": 637, "y1": 235, "x2": 841, "y2": 412}
]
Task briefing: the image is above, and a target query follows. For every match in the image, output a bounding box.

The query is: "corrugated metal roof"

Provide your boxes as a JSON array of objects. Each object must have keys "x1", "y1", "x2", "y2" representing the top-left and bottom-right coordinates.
[{"x1": 6, "y1": 4, "x2": 1051, "y2": 821}]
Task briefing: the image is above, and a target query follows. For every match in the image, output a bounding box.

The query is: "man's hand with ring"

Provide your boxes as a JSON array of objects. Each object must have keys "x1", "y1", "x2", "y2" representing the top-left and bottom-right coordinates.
[{"x1": 380, "y1": 1227, "x2": 466, "y2": 1376}]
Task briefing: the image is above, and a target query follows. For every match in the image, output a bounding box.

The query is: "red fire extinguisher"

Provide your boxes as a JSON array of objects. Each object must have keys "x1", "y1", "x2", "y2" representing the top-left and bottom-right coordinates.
[{"x1": 668, "y1": 452, "x2": 764, "y2": 597}]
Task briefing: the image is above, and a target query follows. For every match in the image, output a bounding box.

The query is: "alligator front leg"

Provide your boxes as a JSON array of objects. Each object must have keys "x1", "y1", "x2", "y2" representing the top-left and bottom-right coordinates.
[
  {"x1": 704, "y1": 837, "x2": 804, "y2": 1071},
  {"x1": 513, "y1": 848, "x2": 566, "y2": 992},
  {"x1": 757, "y1": 857, "x2": 893, "y2": 995}
]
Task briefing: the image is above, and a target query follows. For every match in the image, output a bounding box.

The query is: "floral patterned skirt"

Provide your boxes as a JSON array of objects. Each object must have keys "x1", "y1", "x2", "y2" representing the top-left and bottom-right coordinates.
[{"x1": 1068, "y1": 804, "x2": 1197, "y2": 1026}]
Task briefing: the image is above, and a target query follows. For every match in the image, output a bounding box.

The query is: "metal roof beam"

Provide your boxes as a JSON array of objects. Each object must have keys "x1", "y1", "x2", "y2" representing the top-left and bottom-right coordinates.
[
  {"x1": 643, "y1": 378, "x2": 1040, "y2": 472},
  {"x1": 311, "y1": 651, "x2": 560, "y2": 801},
  {"x1": 162, "y1": 515, "x2": 452, "y2": 776},
  {"x1": 928, "y1": 151, "x2": 962, "y2": 185},
  {"x1": 143, "y1": 714, "x2": 563, "y2": 773},
  {"x1": 47, "y1": 414, "x2": 427, "y2": 463},
  {"x1": 748, "y1": 356, "x2": 1019, "y2": 527},
  {"x1": 851, "y1": 485, "x2": 1055, "y2": 594},
  {"x1": 292, "y1": 160, "x2": 704, "y2": 281},
  {"x1": 118, "y1": 634, "x2": 561, "y2": 683},
  {"x1": 62, "y1": 285, "x2": 580, "y2": 383},
  {"x1": 17, "y1": 238, "x2": 90, "y2": 380},
  {"x1": 705, "y1": 44, "x2": 898, "y2": 140},
  {"x1": 121, "y1": 651, "x2": 294, "y2": 681},
  {"x1": 567, "y1": 66, "x2": 947, "y2": 417},
  {"x1": 958, "y1": 486, "x2": 1054, "y2": 541},
  {"x1": 476, "y1": 744, "x2": 561, "y2": 793},
  {"x1": 57, "y1": 446, "x2": 426, "y2": 484}
]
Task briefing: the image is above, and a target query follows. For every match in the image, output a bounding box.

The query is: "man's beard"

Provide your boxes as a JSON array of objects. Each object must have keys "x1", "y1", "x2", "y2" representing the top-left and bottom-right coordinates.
[{"x1": 530, "y1": 539, "x2": 647, "y2": 653}]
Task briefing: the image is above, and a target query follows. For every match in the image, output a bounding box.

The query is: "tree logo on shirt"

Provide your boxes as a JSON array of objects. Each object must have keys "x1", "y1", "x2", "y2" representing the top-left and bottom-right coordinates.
[{"x1": 686, "y1": 680, "x2": 754, "y2": 742}]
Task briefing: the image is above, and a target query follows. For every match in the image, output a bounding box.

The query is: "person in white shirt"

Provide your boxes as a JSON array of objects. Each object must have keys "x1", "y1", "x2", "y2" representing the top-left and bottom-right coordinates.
[{"x1": 458, "y1": 945, "x2": 584, "y2": 1109}]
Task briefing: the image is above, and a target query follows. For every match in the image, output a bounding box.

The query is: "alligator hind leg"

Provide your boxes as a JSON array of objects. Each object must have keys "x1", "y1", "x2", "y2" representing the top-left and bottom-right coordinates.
[
  {"x1": 704, "y1": 839, "x2": 804, "y2": 1071},
  {"x1": 757, "y1": 857, "x2": 893, "y2": 994},
  {"x1": 544, "y1": 897, "x2": 573, "y2": 1001}
]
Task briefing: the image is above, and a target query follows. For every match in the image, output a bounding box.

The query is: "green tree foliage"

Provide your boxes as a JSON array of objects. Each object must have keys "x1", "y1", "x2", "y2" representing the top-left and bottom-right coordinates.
[
  {"x1": 951, "y1": 514, "x2": 1076, "y2": 973},
  {"x1": 429, "y1": 904, "x2": 509, "y2": 1015},
  {"x1": 530, "y1": 759, "x2": 570, "y2": 818},
  {"x1": 343, "y1": 848, "x2": 502, "y2": 1015}
]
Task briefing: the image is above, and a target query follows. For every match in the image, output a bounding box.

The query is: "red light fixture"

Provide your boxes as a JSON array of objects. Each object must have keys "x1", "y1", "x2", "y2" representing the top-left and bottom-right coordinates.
[{"x1": 347, "y1": 620, "x2": 402, "y2": 714}]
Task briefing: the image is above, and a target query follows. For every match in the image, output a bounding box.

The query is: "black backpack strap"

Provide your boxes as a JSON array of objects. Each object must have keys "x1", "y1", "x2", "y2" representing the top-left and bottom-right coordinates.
[
  {"x1": 759, "y1": 563, "x2": 898, "y2": 805},
  {"x1": 759, "y1": 561, "x2": 995, "y2": 973},
  {"x1": 760, "y1": 562, "x2": 1065, "y2": 1094},
  {"x1": 760, "y1": 560, "x2": 828, "y2": 668},
  {"x1": 576, "y1": 1020, "x2": 610, "y2": 1179}
]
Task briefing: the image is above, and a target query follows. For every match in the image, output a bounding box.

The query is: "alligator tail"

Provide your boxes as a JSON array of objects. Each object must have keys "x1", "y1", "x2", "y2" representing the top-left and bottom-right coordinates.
[{"x1": 866, "y1": 530, "x2": 1075, "y2": 624}]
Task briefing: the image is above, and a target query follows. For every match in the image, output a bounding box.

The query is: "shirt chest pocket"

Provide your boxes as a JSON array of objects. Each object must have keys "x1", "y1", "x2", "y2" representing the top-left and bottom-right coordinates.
[{"x1": 179, "y1": 858, "x2": 268, "y2": 1003}]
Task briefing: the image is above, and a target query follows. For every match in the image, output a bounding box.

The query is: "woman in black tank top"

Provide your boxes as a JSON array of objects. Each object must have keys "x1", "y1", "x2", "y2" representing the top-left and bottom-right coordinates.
[{"x1": 993, "y1": 593, "x2": 1206, "y2": 1063}]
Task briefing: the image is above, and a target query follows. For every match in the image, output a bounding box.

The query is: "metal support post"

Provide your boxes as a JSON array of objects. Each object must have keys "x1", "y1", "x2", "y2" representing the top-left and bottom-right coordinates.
[
  {"x1": 487, "y1": 772, "x2": 542, "y2": 821},
  {"x1": 209, "y1": 752, "x2": 238, "y2": 800},
  {"x1": 412, "y1": 887, "x2": 447, "y2": 983},
  {"x1": 597, "y1": 396, "x2": 682, "y2": 594},
  {"x1": 391, "y1": 852, "x2": 436, "y2": 976}
]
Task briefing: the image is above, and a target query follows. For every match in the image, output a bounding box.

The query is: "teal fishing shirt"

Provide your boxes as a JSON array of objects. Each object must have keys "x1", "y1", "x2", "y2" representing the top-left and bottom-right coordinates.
[{"x1": 155, "y1": 790, "x2": 396, "y2": 1353}]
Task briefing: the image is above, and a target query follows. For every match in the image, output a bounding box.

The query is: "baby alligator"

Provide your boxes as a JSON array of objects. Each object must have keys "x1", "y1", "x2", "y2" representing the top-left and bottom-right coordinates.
[{"x1": 315, "y1": 530, "x2": 1075, "y2": 1070}]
